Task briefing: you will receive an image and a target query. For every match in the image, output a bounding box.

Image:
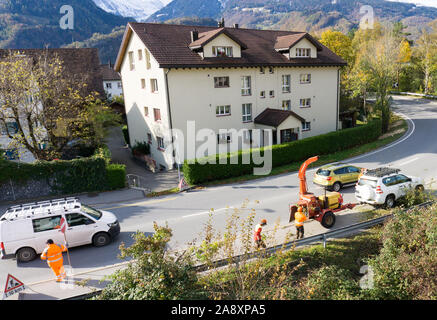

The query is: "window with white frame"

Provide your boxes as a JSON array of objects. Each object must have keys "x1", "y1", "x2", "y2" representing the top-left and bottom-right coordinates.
[
  {"x1": 216, "y1": 105, "x2": 231, "y2": 116},
  {"x1": 157, "y1": 137, "x2": 165, "y2": 149},
  {"x1": 144, "y1": 106, "x2": 149, "y2": 117},
  {"x1": 282, "y1": 100, "x2": 291, "y2": 111},
  {"x1": 241, "y1": 76, "x2": 251, "y2": 96},
  {"x1": 269, "y1": 90, "x2": 275, "y2": 98},
  {"x1": 300, "y1": 74, "x2": 311, "y2": 84},
  {"x1": 269, "y1": 67, "x2": 274, "y2": 74},
  {"x1": 154, "y1": 108, "x2": 161, "y2": 121},
  {"x1": 145, "y1": 50, "x2": 151, "y2": 69},
  {"x1": 260, "y1": 67, "x2": 265, "y2": 74},
  {"x1": 260, "y1": 91, "x2": 265, "y2": 98},
  {"x1": 302, "y1": 121, "x2": 311, "y2": 131},
  {"x1": 141, "y1": 78, "x2": 146, "y2": 89},
  {"x1": 138, "y1": 49, "x2": 143, "y2": 61},
  {"x1": 217, "y1": 133, "x2": 232, "y2": 144},
  {"x1": 243, "y1": 129, "x2": 252, "y2": 144},
  {"x1": 212, "y1": 46, "x2": 233, "y2": 57},
  {"x1": 282, "y1": 75, "x2": 291, "y2": 93},
  {"x1": 214, "y1": 76, "x2": 230, "y2": 88},
  {"x1": 300, "y1": 98, "x2": 311, "y2": 108},
  {"x1": 296, "y1": 48, "x2": 311, "y2": 57},
  {"x1": 117, "y1": 82, "x2": 122, "y2": 89},
  {"x1": 151, "y1": 79, "x2": 158, "y2": 93},
  {"x1": 128, "y1": 51, "x2": 135, "y2": 71},
  {"x1": 242, "y1": 103, "x2": 252, "y2": 122},
  {"x1": 106, "y1": 83, "x2": 112, "y2": 89}
]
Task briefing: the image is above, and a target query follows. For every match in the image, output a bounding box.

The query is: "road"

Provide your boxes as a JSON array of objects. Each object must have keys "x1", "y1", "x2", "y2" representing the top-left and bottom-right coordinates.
[{"x1": 1, "y1": 95, "x2": 437, "y2": 290}]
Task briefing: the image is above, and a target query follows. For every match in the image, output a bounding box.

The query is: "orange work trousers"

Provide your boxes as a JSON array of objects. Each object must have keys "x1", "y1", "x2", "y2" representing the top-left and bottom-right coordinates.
[{"x1": 48, "y1": 260, "x2": 66, "y2": 282}]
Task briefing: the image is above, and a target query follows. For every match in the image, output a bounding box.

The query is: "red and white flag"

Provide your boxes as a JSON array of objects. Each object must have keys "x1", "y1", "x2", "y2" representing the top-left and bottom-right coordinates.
[{"x1": 59, "y1": 217, "x2": 67, "y2": 234}]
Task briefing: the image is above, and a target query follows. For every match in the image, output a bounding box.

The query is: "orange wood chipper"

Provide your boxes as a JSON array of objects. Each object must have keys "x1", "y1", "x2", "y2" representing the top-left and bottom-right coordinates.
[{"x1": 289, "y1": 156, "x2": 356, "y2": 228}]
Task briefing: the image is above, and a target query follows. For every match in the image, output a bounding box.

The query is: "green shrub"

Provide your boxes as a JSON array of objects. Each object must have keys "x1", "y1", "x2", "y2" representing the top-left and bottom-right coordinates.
[
  {"x1": 0, "y1": 157, "x2": 107, "y2": 194},
  {"x1": 132, "y1": 141, "x2": 150, "y2": 156},
  {"x1": 183, "y1": 119, "x2": 382, "y2": 185},
  {"x1": 93, "y1": 144, "x2": 112, "y2": 165},
  {"x1": 122, "y1": 125, "x2": 130, "y2": 146},
  {"x1": 106, "y1": 164, "x2": 126, "y2": 190}
]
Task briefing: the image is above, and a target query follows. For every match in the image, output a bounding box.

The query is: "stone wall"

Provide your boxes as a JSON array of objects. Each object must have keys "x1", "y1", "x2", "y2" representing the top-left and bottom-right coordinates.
[{"x1": 0, "y1": 179, "x2": 53, "y2": 202}]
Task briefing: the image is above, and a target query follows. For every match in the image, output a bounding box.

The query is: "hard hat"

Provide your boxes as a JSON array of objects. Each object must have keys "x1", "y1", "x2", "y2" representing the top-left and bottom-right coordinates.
[
  {"x1": 260, "y1": 219, "x2": 267, "y2": 225},
  {"x1": 297, "y1": 207, "x2": 303, "y2": 212}
]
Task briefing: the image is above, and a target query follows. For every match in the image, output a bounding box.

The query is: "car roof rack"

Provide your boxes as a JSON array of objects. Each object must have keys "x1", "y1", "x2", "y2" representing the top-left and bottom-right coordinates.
[
  {"x1": 1, "y1": 197, "x2": 81, "y2": 222},
  {"x1": 364, "y1": 167, "x2": 400, "y2": 178}
]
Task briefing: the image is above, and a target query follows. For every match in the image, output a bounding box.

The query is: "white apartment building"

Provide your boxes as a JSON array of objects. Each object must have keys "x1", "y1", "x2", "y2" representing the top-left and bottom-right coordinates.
[{"x1": 115, "y1": 22, "x2": 346, "y2": 170}]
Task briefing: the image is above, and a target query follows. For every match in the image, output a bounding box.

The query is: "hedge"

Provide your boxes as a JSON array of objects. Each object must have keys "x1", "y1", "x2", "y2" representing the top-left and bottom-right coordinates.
[
  {"x1": 0, "y1": 144, "x2": 127, "y2": 195},
  {"x1": 183, "y1": 119, "x2": 382, "y2": 185},
  {"x1": 0, "y1": 157, "x2": 107, "y2": 194},
  {"x1": 106, "y1": 164, "x2": 127, "y2": 190}
]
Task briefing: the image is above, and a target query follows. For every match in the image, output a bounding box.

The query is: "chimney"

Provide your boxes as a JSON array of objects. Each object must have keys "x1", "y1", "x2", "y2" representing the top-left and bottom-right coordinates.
[
  {"x1": 218, "y1": 17, "x2": 225, "y2": 28},
  {"x1": 233, "y1": 23, "x2": 239, "y2": 29},
  {"x1": 191, "y1": 30, "x2": 199, "y2": 42}
]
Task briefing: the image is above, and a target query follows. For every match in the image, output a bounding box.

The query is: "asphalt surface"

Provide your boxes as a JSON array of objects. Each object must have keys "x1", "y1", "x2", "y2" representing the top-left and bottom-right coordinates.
[{"x1": 1, "y1": 95, "x2": 436, "y2": 290}]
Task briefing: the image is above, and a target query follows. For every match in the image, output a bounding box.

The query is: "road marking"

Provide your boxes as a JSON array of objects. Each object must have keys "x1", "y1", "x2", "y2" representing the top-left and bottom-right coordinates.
[
  {"x1": 182, "y1": 207, "x2": 230, "y2": 219},
  {"x1": 99, "y1": 197, "x2": 178, "y2": 211},
  {"x1": 396, "y1": 157, "x2": 419, "y2": 167},
  {"x1": 347, "y1": 111, "x2": 415, "y2": 162}
]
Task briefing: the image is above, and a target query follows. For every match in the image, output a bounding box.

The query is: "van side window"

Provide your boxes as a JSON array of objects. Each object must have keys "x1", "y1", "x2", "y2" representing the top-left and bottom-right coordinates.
[
  {"x1": 32, "y1": 216, "x2": 62, "y2": 233},
  {"x1": 66, "y1": 213, "x2": 94, "y2": 227}
]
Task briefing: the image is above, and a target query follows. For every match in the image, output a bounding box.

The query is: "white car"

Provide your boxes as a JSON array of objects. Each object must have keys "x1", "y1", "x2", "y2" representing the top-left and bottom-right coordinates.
[
  {"x1": 0, "y1": 197, "x2": 120, "y2": 262},
  {"x1": 355, "y1": 168, "x2": 424, "y2": 208}
]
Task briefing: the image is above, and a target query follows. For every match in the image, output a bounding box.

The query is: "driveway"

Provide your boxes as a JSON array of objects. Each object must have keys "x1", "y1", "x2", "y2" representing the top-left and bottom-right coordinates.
[{"x1": 105, "y1": 127, "x2": 180, "y2": 192}]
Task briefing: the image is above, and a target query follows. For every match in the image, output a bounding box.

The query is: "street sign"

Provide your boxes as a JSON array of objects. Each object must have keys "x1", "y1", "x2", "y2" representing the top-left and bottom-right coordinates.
[
  {"x1": 178, "y1": 178, "x2": 189, "y2": 191},
  {"x1": 3, "y1": 274, "x2": 26, "y2": 299}
]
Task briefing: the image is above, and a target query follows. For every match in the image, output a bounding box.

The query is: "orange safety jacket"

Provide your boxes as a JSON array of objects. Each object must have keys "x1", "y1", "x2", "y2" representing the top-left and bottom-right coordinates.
[
  {"x1": 254, "y1": 224, "x2": 263, "y2": 241},
  {"x1": 41, "y1": 244, "x2": 67, "y2": 264},
  {"x1": 295, "y1": 211, "x2": 307, "y2": 227}
]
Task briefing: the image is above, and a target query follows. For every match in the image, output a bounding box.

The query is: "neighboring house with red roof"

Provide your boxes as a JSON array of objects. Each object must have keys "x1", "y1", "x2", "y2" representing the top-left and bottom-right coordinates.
[{"x1": 114, "y1": 21, "x2": 346, "y2": 170}]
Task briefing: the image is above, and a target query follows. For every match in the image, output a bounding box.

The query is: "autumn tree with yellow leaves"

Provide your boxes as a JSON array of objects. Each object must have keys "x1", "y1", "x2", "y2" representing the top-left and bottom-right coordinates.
[{"x1": 0, "y1": 51, "x2": 119, "y2": 160}]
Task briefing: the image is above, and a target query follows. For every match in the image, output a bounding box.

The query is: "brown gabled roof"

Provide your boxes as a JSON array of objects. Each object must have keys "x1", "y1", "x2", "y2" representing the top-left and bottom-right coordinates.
[
  {"x1": 0, "y1": 48, "x2": 104, "y2": 97},
  {"x1": 100, "y1": 63, "x2": 121, "y2": 81},
  {"x1": 274, "y1": 33, "x2": 323, "y2": 51},
  {"x1": 115, "y1": 23, "x2": 346, "y2": 71},
  {"x1": 254, "y1": 108, "x2": 305, "y2": 127},
  {"x1": 189, "y1": 28, "x2": 248, "y2": 50}
]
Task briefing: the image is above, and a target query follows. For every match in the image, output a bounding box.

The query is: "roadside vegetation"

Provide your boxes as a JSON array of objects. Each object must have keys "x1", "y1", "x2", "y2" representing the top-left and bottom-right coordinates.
[{"x1": 96, "y1": 191, "x2": 436, "y2": 300}]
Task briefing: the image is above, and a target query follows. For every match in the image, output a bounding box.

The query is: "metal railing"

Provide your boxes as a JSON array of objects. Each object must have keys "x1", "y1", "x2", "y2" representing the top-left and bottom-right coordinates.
[
  {"x1": 64, "y1": 201, "x2": 434, "y2": 299},
  {"x1": 126, "y1": 174, "x2": 151, "y2": 194}
]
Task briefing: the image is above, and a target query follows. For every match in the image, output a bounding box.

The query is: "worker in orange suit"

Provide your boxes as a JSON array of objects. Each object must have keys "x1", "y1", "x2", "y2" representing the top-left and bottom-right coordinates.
[
  {"x1": 254, "y1": 219, "x2": 267, "y2": 249},
  {"x1": 295, "y1": 207, "x2": 307, "y2": 239},
  {"x1": 41, "y1": 239, "x2": 67, "y2": 282}
]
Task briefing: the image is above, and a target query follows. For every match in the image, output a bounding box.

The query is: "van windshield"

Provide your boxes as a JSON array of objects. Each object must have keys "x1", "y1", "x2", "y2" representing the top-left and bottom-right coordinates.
[
  {"x1": 358, "y1": 178, "x2": 377, "y2": 188},
  {"x1": 81, "y1": 205, "x2": 102, "y2": 220}
]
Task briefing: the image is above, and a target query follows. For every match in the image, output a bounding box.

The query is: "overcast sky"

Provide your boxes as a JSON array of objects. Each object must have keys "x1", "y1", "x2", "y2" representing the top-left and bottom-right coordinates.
[{"x1": 387, "y1": 0, "x2": 437, "y2": 8}]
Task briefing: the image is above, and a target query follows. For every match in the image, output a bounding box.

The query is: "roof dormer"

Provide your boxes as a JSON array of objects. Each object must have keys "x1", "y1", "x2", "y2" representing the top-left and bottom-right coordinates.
[
  {"x1": 274, "y1": 33, "x2": 322, "y2": 59},
  {"x1": 189, "y1": 28, "x2": 247, "y2": 59}
]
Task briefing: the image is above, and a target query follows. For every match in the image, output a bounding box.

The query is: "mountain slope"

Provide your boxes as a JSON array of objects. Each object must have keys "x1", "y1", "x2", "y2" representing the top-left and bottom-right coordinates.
[
  {"x1": 147, "y1": 0, "x2": 437, "y2": 37},
  {"x1": 0, "y1": 0, "x2": 130, "y2": 49},
  {"x1": 92, "y1": 0, "x2": 165, "y2": 21}
]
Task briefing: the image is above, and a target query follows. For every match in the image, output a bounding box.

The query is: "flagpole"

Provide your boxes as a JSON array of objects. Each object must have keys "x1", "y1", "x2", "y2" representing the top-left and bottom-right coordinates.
[{"x1": 63, "y1": 232, "x2": 72, "y2": 267}]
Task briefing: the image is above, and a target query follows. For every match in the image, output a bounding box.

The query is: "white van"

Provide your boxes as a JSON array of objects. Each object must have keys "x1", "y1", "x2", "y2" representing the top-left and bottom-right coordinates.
[{"x1": 0, "y1": 197, "x2": 120, "y2": 262}]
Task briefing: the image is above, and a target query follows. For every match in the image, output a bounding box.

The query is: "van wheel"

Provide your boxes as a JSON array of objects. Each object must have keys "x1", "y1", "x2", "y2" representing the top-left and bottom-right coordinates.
[
  {"x1": 385, "y1": 195, "x2": 396, "y2": 209},
  {"x1": 321, "y1": 211, "x2": 336, "y2": 228},
  {"x1": 16, "y1": 247, "x2": 36, "y2": 262},
  {"x1": 332, "y1": 182, "x2": 342, "y2": 192},
  {"x1": 93, "y1": 233, "x2": 111, "y2": 247}
]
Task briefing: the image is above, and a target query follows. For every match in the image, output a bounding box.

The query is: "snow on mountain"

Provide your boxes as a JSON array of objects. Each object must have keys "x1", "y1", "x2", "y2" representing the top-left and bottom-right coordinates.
[{"x1": 92, "y1": 0, "x2": 173, "y2": 21}]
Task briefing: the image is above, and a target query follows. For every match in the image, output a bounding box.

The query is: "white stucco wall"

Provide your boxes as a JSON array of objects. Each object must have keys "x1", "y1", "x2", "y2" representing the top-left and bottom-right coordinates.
[
  {"x1": 289, "y1": 38, "x2": 318, "y2": 58},
  {"x1": 103, "y1": 80, "x2": 123, "y2": 99},
  {"x1": 203, "y1": 34, "x2": 242, "y2": 58},
  {"x1": 119, "y1": 31, "x2": 174, "y2": 170}
]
